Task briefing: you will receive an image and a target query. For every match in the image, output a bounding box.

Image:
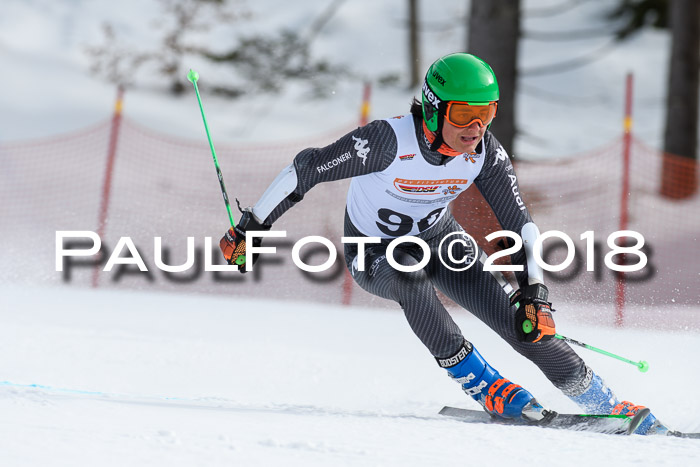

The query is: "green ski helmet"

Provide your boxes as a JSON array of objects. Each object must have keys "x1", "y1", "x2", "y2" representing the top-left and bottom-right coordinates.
[{"x1": 421, "y1": 53, "x2": 499, "y2": 137}]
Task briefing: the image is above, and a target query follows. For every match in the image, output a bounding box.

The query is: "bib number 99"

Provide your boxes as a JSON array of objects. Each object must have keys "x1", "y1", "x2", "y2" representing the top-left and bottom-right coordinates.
[{"x1": 375, "y1": 208, "x2": 444, "y2": 237}]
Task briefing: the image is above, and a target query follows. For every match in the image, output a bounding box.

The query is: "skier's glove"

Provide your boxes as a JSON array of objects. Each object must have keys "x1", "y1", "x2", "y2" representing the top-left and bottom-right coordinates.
[
  {"x1": 219, "y1": 209, "x2": 271, "y2": 273},
  {"x1": 510, "y1": 283, "x2": 556, "y2": 343}
]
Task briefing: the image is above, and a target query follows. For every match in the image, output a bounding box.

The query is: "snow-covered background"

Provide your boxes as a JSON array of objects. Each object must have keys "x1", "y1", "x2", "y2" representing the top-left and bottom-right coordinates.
[
  {"x1": 2, "y1": 0, "x2": 699, "y2": 465},
  {"x1": 0, "y1": 0, "x2": 671, "y2": 159}
]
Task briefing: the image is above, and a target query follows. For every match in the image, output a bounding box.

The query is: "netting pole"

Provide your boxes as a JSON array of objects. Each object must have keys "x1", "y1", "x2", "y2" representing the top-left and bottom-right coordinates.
[
  {"x1": 615, "y1": 73, "x2": 633, "y2": 326},
  {"x1": 92, "y1": 85, "x2": 124, "y2": 288},
  {"x1": 341, "y1": 81, "x2": 372, "y2": 306}
]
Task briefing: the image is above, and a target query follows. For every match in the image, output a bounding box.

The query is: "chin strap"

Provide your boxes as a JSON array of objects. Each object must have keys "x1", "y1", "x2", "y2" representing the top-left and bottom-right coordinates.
[
  {"x1": 429, "y1": 130, "x2": 445, "y2": 153},
  {"x1": 422, "y1": 121, "x2": 463, "y2": 157}
]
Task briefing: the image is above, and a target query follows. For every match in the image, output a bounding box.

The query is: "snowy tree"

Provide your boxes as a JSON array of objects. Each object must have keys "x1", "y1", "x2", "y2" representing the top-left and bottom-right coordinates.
[
  {"x1": 467, "y1": 0, "x2": 520, "y2": 156},
  {"x1": 85, "y1": 0, "x2": 347, "y2": 98},
  {"x1": 608, "y1": 0, "x2": 698, "y2": 197}
]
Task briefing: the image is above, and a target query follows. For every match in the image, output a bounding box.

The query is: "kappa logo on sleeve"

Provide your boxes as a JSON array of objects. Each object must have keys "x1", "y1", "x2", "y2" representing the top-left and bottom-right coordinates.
[
  {"x1": 352, "y1": 136, "x2": 371, "y2": 165},
  {"x1": 493, "y1": 146, "x2": 509, "y2": 166}
]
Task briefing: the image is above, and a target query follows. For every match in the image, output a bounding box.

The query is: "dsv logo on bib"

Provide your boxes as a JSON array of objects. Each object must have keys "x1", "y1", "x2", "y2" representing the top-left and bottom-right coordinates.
[{"x1": 394, "y1": 178, "x2": 468, "y2": 196}]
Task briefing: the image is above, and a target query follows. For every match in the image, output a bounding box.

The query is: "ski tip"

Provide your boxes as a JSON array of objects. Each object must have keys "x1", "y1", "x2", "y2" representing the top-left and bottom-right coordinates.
[{"x1": 627, "y1": 407, "x2": 652, "y2": 435}]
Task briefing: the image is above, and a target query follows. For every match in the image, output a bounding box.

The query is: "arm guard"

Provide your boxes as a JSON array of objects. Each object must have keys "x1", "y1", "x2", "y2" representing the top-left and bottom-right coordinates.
[
  {"x1": 521, "y1": 222, "x2": 544, "y2": 285},
  {"x1": 252, "y1": 164, "x2": 298, "y2": 223}
]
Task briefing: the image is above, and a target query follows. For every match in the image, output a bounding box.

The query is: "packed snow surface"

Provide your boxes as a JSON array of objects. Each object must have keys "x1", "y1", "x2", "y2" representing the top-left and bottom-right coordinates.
[{"x1": 1, "y1": 286, "x2": 699, "y2": 466}]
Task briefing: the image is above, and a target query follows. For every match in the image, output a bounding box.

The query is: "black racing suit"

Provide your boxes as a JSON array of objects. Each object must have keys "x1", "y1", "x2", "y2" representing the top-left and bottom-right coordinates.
[{"x1": 258, "y1": 113, "x2": 588, "y2": 395}]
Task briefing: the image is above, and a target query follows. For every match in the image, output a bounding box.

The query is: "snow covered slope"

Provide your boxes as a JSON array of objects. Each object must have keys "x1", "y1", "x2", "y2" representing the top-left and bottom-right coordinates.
[{"x1": 1, "y1": 286, "x2": 699, "y2": 466}]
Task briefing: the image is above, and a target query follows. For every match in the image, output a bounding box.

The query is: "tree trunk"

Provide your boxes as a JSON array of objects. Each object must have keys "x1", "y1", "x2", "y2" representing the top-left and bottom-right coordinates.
[
  {"x1": 661, "y1": 0, "x2": 699, "y2": 198},
  {"x1": 408, "y1": 0, "x2": 421, "y2": 88},
  {"x1": 452, "y1": 1, "x2": 520, "y2": 260},
  {"x1": 467, "y1": 0, "x2": 520, "y2": 156}
]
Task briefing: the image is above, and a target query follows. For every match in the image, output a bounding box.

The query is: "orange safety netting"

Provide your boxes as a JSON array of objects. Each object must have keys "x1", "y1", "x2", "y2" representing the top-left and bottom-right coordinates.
[
  {"x1": 1, "y1": 118, "x2": 698, "y2": 314},
  {"x1": 452, "y1": 136, "x2": 699, "y2": 310}
]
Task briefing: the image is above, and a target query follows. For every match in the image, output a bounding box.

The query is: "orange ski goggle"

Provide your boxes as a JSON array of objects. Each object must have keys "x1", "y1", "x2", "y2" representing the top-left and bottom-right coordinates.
[{"x1": 445, "y1": 101, "x2": 498, "y2": 128}]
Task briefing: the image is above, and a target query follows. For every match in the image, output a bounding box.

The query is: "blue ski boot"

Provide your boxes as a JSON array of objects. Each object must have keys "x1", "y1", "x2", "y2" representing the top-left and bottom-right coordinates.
[
  {"x1": 437, "y1": 341, "x2": 547, "y2": 421},
  {"x1": 566, "y1": 369, "x2": 618, "y2": 413},
  {"x1": 567, "y1": 369, "x2": 668, "y2": 435},
  {"x1": 612, "y1": 401, "x2": 669, "y2": 435}
]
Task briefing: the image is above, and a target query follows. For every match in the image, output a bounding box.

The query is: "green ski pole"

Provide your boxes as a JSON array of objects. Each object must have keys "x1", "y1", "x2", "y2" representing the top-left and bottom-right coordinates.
[
  {"x1": 521, "y1": 319, "x2": 648, "y2": 372},
  {"x1": 187, "y1": 69, "x2": 245, "y2": 266},
  {"x1": 554, "y1": 333, "x2": 649, "y2": 373}
]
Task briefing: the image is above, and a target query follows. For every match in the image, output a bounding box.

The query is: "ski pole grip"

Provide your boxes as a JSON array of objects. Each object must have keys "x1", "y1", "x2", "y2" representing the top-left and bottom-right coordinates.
[
  {"x1": 187, "y1": 69, "x2": 200, "y2": 83},
  {"x1": 522, "y1": 319, "x2": 534, "y2": 334}
]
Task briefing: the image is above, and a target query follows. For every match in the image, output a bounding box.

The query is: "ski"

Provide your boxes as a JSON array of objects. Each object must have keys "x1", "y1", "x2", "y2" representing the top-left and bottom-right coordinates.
[
  {"x1": 440, "y1": 406, "x2": 700, "y2": 438},
  {"x1": 667, "y1": 430, "x2": 700, "y2": 439},
  {"x1": 440, "y1": 406, "x2": 648, "y2": 435}
]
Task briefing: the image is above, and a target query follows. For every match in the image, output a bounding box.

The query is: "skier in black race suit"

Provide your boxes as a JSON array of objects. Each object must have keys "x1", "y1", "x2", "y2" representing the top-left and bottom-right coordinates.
[{"x1": 220, "y1": 53, "x2": 665, "y2": 434}]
